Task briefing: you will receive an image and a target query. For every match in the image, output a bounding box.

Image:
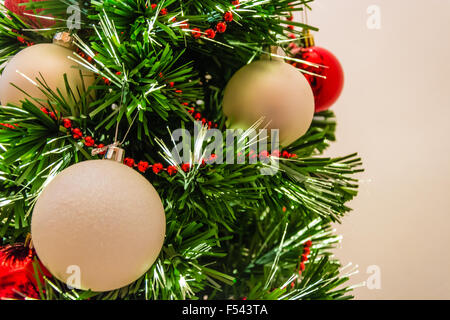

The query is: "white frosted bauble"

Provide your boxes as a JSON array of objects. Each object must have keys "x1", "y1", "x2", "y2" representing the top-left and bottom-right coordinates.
[
  {"x1": 223, "y1": 60, "x2": 315, "y2": 146},
  {"x1": 31, "y1": 160, "x2": 166, "y2": 292},
  {"x1": 0, "y1": 43, "x2": 95, "y2": 106}
]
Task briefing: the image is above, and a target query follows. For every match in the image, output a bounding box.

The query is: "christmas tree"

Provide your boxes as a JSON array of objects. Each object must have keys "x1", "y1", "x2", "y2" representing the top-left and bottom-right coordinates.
[{"x1": 0, "y1": 0, "x2": 362, "y2": 300}]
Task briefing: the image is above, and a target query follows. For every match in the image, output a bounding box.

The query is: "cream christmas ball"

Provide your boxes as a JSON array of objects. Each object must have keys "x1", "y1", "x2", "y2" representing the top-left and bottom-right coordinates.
[
  {"x1": 223, "y1": 60, "x2": 315, "y2": 146},
  {"x1": 31, "y1": 160, "x2": 166, "y2": 292},
  {"x1": 0, "y1": 43, "x2": 94, "y2": 106}
]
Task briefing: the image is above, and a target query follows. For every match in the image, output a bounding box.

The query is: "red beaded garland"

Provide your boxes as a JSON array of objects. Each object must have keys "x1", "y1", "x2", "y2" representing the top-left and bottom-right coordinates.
[
  {"x1": 29, "y1": 85, "x2": 296, "y2": 178},
  {"x1": 187, "y1": 0, "x2": 238, "y2": 39}
]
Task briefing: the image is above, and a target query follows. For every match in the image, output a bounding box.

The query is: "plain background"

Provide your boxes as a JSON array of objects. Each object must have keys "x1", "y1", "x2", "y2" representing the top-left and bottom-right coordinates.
[{"x1": 304, "y1": 0, "x2": 450, "y2": 299}]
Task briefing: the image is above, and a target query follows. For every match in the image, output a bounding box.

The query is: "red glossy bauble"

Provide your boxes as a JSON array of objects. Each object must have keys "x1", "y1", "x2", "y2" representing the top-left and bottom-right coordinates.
[
  {"x1": 0, "y1": 243, "x2": 51, "y2": 300},
  {"x1": 5, "y1": 0, "x2": 55, "y2": 28},
  {"x1": 291, "y1": 46, "x2": 344, "y2": 113}
]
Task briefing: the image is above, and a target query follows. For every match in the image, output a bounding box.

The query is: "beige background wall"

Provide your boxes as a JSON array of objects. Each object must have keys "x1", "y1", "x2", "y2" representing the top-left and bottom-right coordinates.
[{"x1": 305, "y1": 0, "x2": 450, "y2": 299}]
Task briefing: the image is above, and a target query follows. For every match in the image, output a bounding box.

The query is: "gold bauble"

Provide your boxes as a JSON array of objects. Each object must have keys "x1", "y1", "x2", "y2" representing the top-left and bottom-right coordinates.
[
  {"x1": 223, "y1": 60, "x2": 315, "y2": 146},
  {"x1": 0, "y1": 43, "x2": 94, "y2": 106},
  {"x1": 31, "y1": 160, "x2": 166, "y2": 292}
]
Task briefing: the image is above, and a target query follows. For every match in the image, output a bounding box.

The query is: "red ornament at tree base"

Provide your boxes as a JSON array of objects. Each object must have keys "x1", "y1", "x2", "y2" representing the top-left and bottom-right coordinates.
[
  {"x1": 5, "y1": 0, "x2": 55, "y2": 28},
  {"x1": 0, "y1": 238, "x2": 51, "y2": 300},
  {"x1": 290, "y1": 32, "x2": 344, "y2": 113}
]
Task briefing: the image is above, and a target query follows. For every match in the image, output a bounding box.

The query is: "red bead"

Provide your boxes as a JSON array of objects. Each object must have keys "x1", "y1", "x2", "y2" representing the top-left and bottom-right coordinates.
[
  {"x1": 192, "y1": 28, "x2": 202, "y2": 39},
  {"x1": 291, "y1": 46, "x2": 344, "y2": 113},
  {"x1": 205, "y1": 29, "x2": 216, "y2": 39},
  {"x1": 84, "y1": 136, "x2": 95, "y2": 147},
  {"x1": 152, "y1": 163, "x2": 164, "y2": 174},
  {"x1": 259, "y1": 150, "x2": 269, "y2": 159},
  {"x1": 181, "y1": 163, "x2": 191, "y2": 172},
  {"x1": 40, "y1": 107, "x2": 49, "y2": 115},
  {"x1": 167, "y1": 165, "x2": 178, "y2": 176},
  {"x1": 169, "y1": 82, "x2": 175, "y2": 87},
  {"x1": 304, "y1": 240, "x2": 312, "y2": 247},
  {"x1": 216, "y1": 22, "x2": 227, "y2": 33},
  {"x1": 49, "y1": 111, "x2": 57, "y2": 120},
  {"x1": 62, "y1": 118, "x2": 72, "y2": 129},
  {"x1": 301, "y1": 254, "x2": 308, "y2": 262},
  {"x1": 303, "y1": 247, "x2": 310, "y2": 255},
  {"x1": 224, "y1": 12, "x2": 233, "y2": 22},
  {"x1": 97, "y1": 144, "x2": 106, "y2": 155},
  {"x1": 0, "y1": 123, "x2": 15, "y2": 129},
  {"x1": 151, "y1": 4, "x2": 157, "y2": 10},
  {"x1": 208, "y1": 154, "x2": 217, "y2": 164},
  {"x1": 160, "y1": 8, "x2": 168, "y2": 15},
  {"x1": 137, "y1": 161, "x2": 149, "y2": 173},
  {"x1": 299, "y1": 262, "x2": 305, "y2": 272},
  {"x1": 124, "y1": 158, "x2": 135, "y2": 168},
  {"x1": 271, "y1": 150, "x2": 281, "y2": 158},
  {"x1": 282, "y1": 150, "x2": 290, "y2": 158},
  {"x1": 232, "y1": 0, "x2": 240, "y2": 8},
  {"x1": 72, "y1": 128, "x2": 82, "y2": 140}
]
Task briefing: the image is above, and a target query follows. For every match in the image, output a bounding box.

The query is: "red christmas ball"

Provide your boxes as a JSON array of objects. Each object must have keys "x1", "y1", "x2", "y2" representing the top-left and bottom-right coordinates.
[
  {"x1": 5, "y1": 0, "x2": 55, "y2": 28},
  {"x1": 0, "y1": 243, "x2": 51, "y2": 300},
  {"x1": 291, "y1": 46, "x2": 344, "y2": 113}
]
